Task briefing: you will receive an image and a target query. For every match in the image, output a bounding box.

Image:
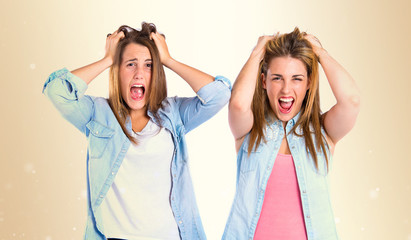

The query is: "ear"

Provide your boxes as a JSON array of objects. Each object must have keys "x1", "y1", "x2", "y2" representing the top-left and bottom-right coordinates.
[{"x1": 262, "y1": 73, "x2": 267, "y2": 89}]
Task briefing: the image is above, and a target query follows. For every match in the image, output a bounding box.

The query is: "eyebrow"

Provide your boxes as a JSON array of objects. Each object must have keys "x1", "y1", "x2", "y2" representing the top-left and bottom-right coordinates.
[
  {"x1": 270, "y1": 74, "x2": 305, "y2": 77},
  {"x1": 125, "y1": 58, "x2": 152, "y2": 62}
]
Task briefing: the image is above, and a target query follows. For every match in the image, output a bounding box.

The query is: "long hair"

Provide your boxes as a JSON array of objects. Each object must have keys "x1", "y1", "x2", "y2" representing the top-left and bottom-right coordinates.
[
  {"x1": 108, "y1": 22, "x2": 167, "y2": 144},
  {"x1": 249, "y1": 27, "x2": 328, "y2": 169}
]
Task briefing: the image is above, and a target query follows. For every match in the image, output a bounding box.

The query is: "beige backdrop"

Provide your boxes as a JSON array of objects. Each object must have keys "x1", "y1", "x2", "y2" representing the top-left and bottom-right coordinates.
[{"x1": 1, "y1": 0, "x2": 410, "y2": 239}]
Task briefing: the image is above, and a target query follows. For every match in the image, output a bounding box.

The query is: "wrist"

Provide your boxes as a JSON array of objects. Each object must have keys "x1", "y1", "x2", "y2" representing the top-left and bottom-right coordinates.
[
  {"x1": 315, "y1": 48, "x2": 328, "y2": 63},
  {"x1": 162, "y1": 56, "x2": 174, "y2": 68},
  {"x1": 101, "y1": 56, "x2": 114, "y2": 68}
]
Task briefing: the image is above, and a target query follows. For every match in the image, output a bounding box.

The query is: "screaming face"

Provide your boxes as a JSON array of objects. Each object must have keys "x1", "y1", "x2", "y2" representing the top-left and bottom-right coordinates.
[
  {"x1": 120, "y1": 43, "x2": 152, "y2": 115},
  {"x1": 262, "y1": 56, "x2": 310, "y2": 124}
]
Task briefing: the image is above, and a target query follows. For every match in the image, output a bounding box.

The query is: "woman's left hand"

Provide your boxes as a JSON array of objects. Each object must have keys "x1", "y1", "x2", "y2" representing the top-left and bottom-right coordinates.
[
  {"x1": 304, "y1": 34, "x2": 326, "y2": 60},
  {"x1": 151, "y1": 32, "x2": 172, "y2": 66}
]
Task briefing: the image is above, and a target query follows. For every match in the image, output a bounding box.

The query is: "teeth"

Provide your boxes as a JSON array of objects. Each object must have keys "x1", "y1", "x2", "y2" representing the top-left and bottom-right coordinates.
[
  {"x1": 279, "y1": 98, "x2": 294, "y2": 102},
  {"x1": 132, "y1": 84, "x2": 144, "y2": 88}
]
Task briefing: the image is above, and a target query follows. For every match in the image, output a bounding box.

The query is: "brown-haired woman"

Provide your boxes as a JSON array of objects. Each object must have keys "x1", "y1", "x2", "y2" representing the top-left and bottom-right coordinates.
[
  {"x1": 43, "y1": 23, "x2": 231, "y2": 240},
  {"x1": 222, "y1": 28, "x2": 360, "y2": 239}
]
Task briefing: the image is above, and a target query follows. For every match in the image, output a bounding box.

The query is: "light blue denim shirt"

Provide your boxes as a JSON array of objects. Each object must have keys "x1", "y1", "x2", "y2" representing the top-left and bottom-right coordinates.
[
  {"x1": 43, "y1": 68, "x2": 231, "y2": 240},
  {"x1": 222, "y1": 113, "x2": 339, "y2": 240}
]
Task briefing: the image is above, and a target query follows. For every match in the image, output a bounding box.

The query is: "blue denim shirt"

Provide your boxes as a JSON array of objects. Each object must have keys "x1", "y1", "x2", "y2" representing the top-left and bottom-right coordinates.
[
  {"x1": 43, "y1": 68, "x2": 231, "y2": 240},
  {"x1": 222, "y1": 113, "x2": 339, "y2": 240}
]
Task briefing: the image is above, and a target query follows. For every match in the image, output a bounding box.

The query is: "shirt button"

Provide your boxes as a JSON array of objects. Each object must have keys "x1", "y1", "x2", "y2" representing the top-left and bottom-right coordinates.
[
  {"x1": 96, "y1": 131, "x2": 99, "y2": 134},
  {"x1": 173, "y1": 174, "x2": 176, "y2": 178},
  {"x1": 255, "y1": 213, "x2": 258, "y2": 216},
  {"x1": 291, "y1": 146, "x2": 295, "y2": 149},
  {"x1": 307, "y1": 215, "x2": 310, "y2": 219},
  {"x1": 172, "y1": 197, "x2": 174, "y2": 201},
  {"x1": 178, "y1": 220, "x2": 183, "y2": 224},
  {"x1": 100, "y1": 195, "x2": 104, "y2": 198},
  {"x1": 111, "y1": 172, "x2": 115, "y2": 175},
  {"x1": 303, "y1": 190, "x2": 306, "y2": 194}
]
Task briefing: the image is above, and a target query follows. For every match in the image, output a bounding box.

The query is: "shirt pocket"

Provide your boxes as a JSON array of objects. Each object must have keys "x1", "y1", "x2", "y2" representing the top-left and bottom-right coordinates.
[
  {"x1": 239, "y1": 143, "x2": 261, "y2": 174},
  {"x1": 86, "y1": 120, "x2": 115, "y2": 159}
]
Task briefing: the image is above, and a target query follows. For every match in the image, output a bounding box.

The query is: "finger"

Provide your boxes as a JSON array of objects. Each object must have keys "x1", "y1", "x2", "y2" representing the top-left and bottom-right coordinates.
[{"x1": 150, "y1": 32, "x2": 156, "y2": 40}]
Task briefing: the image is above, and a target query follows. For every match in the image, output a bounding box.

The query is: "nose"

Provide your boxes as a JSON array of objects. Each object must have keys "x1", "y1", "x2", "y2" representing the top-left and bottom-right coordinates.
[
  {"x1": 281, "y1": 79, "x2": 291, "y2": 94},
  {"x1": 133, "y1": 64, "x2": 144, "y2": 79}
]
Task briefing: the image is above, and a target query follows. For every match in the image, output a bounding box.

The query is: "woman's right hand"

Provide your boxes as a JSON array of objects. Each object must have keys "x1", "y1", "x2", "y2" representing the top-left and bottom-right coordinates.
[
  {"x1": 70, "y1": 29, "x2": 125, "y2": 85},
  {"x1": 104, "y1": 30, "x2": 125, "y2": 65},
  {"x1": 251, "y1": 34, "x2": 277, "y2": 60}
]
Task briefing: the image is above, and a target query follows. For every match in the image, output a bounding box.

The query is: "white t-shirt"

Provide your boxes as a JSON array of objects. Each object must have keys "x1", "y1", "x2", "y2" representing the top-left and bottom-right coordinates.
[{"x1": 100, "y1": 120, "x2": 180, "y2": 240}]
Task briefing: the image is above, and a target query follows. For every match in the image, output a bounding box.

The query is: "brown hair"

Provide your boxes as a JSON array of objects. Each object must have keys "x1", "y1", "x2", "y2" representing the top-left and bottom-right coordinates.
[
  {"x1": 108, "y1": 22, "x2": 167, "y2": 144},
  {"x1": 249, "y1": 27, "x2": 329, "y2": 169}
]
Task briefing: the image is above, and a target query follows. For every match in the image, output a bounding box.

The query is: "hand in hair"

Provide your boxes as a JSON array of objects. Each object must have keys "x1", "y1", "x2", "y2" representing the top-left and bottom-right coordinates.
[
  {"x1": 105, "y1": 30, "x2": 125, "y2": 66},
  {"x1": 251, "y1": 34, "x2": 277, "y2": 60},
  {"x1": 150, "y1": 32, "x2": 172, "y2": 67},
  {"x1": 304, "y1": 34, "x2": 327, "y2": 63}
]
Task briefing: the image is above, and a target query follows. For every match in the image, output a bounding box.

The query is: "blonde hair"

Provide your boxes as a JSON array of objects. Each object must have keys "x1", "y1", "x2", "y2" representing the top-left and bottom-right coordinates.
[
  {"x1": 249, "y1": 27, "x2": 328, "y2": 169},
  {"x1": 108, "y1": 23, "x2": 167, "y2": 144}
]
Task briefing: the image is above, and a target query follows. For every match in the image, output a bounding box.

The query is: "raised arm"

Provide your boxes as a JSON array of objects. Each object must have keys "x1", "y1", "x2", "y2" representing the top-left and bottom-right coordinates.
[
  {"x1": 306, "y1": 34, "x2": 361, "y2": 146},
  {"x1": 71, "y1": 30, "x2": 125, "y2": 84},
  {"x1": 150, "y1": 31, "x2": 231, "y2": 133},
  {"x1": 43, "y1": 30, "x2": 124, "y2": 134},
  {"x1": 150, "y1": 32, "x2": 214, "y2": 92},
  {"x1": 229, "y1": 36, "x2": 274, "y2": 151}
]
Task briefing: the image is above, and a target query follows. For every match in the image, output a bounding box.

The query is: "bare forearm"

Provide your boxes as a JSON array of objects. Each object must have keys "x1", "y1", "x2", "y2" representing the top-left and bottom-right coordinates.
[
  {"x1": 71, "y1": 57, "x2": 112, "y2": 85},
  {"x1": 164, "y1": 58, "x2": 214, "y2": 93},
  {"x1": 230, "y1": 51, "x2": 261, "y2": 111}
]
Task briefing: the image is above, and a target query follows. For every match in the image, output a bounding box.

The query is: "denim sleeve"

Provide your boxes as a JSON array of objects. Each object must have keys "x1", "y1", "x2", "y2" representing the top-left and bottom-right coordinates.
[
  {"x1": 42, "y1": 68, "x2": 94, "y2": 135},
  {"x1": 177, "y1": 75, "x2": 232, "y2": 133}
]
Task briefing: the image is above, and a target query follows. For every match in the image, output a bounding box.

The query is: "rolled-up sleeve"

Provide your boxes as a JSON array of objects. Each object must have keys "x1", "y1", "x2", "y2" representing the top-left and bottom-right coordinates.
[
  {"x1": 43, "y1": 68, "x2": 94, "y2": 134},
  {"x1": 178, "y1": 75, "x2": 232, "y2": 133}
]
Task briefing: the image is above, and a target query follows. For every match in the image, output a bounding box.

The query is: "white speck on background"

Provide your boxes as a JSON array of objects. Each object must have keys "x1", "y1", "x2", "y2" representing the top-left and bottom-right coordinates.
[
  {"x1": 361, "y1": 227, "x2": 365, "y2": 231},
  {"x1": 369, "y1": 188, "x2": 380, "y2": 199},
  {"x1": 335, "y1": 217, "x2": 341, "y2": 224},
  {"x1": 72, "y1": 227, "x2": 77, "y2": 231},
  {"x1": 24, "y1": 163, "x2": 34, "y2": 173},
  {"x1": 81, "y1": 190, "x2": 87, "y2": 199},
  {"x1": 29, "y1": 63, "x2": 36, "y2": 70},
  {"x1": 0, "y1": 217, "x2": 4, "y2": 222},
  {"x1": 407, "y1": 234, "x2": 411, "y2": 240},
  {"x1": 5, "y1": 183, "x2": 12, "y2": 190},
  {"x1": 45, "y1": 236, "x2": 52, "y2": 240}
]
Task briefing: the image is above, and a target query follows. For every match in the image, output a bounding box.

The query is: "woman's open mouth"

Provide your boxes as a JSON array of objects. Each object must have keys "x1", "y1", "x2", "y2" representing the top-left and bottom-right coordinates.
[
  {"x1": 130, "y1": 84, "x2": 145, "y2": 101},
  {"x1": 278, "y1": 97, "x2": 294, "y2": 114}
]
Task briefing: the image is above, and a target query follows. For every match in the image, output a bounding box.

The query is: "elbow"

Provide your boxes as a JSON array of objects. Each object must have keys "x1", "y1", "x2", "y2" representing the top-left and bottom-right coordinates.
[
  {"x1": 229, "y1": 96, "x2": 251, "y2": 115},
  {"x1": 350, "y1": 93, "x2": 361, "y2": 109}
]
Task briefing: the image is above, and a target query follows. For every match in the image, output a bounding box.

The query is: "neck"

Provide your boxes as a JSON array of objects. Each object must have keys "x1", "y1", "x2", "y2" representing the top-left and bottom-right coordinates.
[{"x1": 130, "y1": 108, "x2": 150, "y2": 133}]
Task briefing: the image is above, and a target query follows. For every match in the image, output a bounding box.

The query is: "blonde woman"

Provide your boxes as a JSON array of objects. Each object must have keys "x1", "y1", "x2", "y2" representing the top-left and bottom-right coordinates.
[
  {"x1": 223, "y1": 28, "x2": 360, "y2": 239},
  {"x1": 43, "y1": 23, "x2": 231, "y2": 240}
]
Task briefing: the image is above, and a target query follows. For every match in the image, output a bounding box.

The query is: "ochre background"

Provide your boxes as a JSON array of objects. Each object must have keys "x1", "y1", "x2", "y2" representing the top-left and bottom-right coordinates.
[{"x1": 1, "y1": 0, "x2": 410, "y2": 239}]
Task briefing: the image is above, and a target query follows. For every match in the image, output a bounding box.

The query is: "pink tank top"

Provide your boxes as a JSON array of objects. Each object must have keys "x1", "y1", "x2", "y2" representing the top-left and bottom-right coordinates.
[{"x1": 254, "y1": 154, "x2": 308, "y2": 240}]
